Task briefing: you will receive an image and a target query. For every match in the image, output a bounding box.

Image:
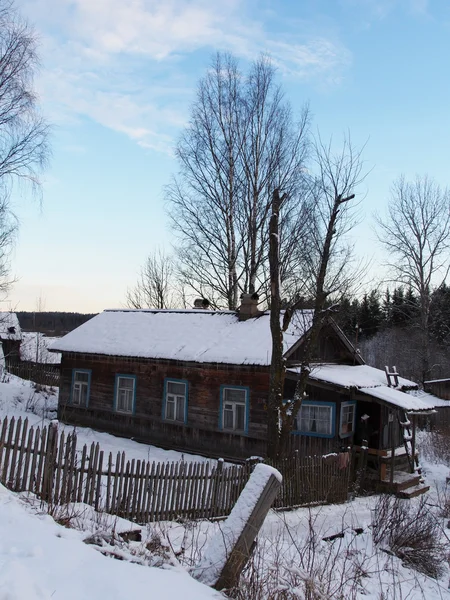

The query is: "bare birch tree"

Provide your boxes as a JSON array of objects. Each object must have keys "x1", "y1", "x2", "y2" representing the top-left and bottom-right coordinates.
[
  {"x1": 126, "y1": 249, "x2": 177, "y2": 309},
  {"x1": 0, "y1": 0, "x2": 50, "y2": 295},
  {"x1": 167, "y1": 52, "x2": 310, "y2": 309},
  {"x1": 375, "y1": 175, "x2": 450, "y2": 382},
  {"x1": 268, "y1": 136, "x2": 366, "y2": 458}
]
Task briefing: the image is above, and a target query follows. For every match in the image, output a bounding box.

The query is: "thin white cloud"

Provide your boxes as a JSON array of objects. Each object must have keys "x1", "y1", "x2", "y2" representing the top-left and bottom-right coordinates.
[{"x1": 20, "y1": 0, "x2": 352, "y2": 153}]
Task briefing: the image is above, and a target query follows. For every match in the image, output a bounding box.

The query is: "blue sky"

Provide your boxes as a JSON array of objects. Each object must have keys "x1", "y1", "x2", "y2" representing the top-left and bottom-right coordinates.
[{"x1": 7, "y1": 0, "x2": 450, "y2": 312}]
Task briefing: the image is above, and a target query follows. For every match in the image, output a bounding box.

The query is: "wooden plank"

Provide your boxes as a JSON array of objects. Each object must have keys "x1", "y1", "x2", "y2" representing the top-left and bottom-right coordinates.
[
  {"x1": 88, "y1": 443, "x2": 100, "y2": 507},
  {"x1": 8, "y1": 416, "x2": 22, "y2": 488},
  {"x1": 110, "y1": 451, "x2": 122, "y2": 514},
  {"x1": 53, "y1": 431, "x2": 65, "y2": 504},
  {"x1": 185, "y1": 462, "x2": 195, "y2": 517},
  {"x1": 124, "y1": 459, "x2": 135, "y2": 519},
  {"x1": 134, "y1": 460, "x2": 145, "y2": 522},
  {"x1": 115, "y1": 452, "x2": 126, "y2": 515},
  {"x1": 21, "y1": 424, "x2": 34, "y2": 491},
  {"x1": 152, "y1": 462, "x2": 164, "y2": 521},
  {"x1": 0, "y1": 416, "x2": 8, "y2": 470},
  {"x1": 105, "y1": 453, "x2": 113, "y2": 513},
  {"x1": 14, "y1": 418, "x2": 29, "y2": 491},
  {"x1": 95, "y1": 450, "x2": 104, "y2": 511},
  {"x1": 77, "y1": 445, "x2": 88, "y2": 503},
  {"x1": 148, "y1": 461, "x2": 159, "y2": 522},
  {"x1": 29, "y1": 426, "x2": 41, "y2": 493},
  {"x1": 200, "y1": 463, "x2": 210, "y2": 520},
  {"x1": 140, "y1": 461, "x2": 151, "y2": 523},
  {"x1": 83, "y1": 443, "x2": 96, "y2": 504},
  {"x1": 35, "y1": 426, "x2": 47, "y2": 496},
  {"x1": 2, "y1": 416, "x2": 15, "y2": 485},
  {"x1": 67, "y1": 433, "x2": 78, "y2": 503},
  {"x1": 168, "y1": 462, "x2": 179, "y2": 518}
]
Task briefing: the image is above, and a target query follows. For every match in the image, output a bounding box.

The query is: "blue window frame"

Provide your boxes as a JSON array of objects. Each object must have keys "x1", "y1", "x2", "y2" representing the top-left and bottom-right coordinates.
[
  {"x1": 219, "y1": 385, "x2": 250, "y2": 434},
  {"x1": 162, "y1": 378, "x2": 188, "y2": 424},
  {"x1": 339, "y1": 401, "x2": 356, "y2": 438},
  {"x1": 70, "y1": 369, "x2": 91, "y2": 407},
  {"x1": 113, "y1": 374, "x2": 137, "y2": 414},
  {"x1": 293, "y1": 401, "x2": 336, "y2": 438}
]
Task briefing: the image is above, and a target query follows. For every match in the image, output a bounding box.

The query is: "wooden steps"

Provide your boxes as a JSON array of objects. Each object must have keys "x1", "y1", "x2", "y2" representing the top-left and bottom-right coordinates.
[
  {"x1": 397, "y1": 483, "x2": 430, "y2": 499},
  {"x1": 379, "y1": 470, "x2": 429, "y2": 498}
]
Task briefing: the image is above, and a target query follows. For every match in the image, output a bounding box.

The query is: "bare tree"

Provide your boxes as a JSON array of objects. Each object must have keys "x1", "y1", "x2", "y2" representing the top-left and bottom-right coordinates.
[
  {"x1": 0, "y1": 0, "x2": 50, "y2": 294},
  {"x1": 375, "y1": 175, "x2": 450, "y2": 382},
  {"x1": 126, "y1": 249, "x2": 177, "y2": 309},
  {"x1": 0, "y1": 1, "x2": 49, "y2": 187},
  {"x1": 268, "y1": 136, "x2": 366, "y2": 458},
  {"x1": 167, "y1": 52, "x2": 310, "y2": 309}
]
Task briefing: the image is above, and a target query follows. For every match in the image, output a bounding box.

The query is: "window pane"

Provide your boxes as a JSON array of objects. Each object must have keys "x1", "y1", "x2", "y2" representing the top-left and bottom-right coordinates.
[
  {"x1": 235, "y1": 404, "x2": 245, "y2": 431},
  {"x1": 299, "y1": 404, "x2": 331, "y2": 435},
  {"x1": 224, "y1": 405, "x2": 234, "y2": 429},
  {"x1": 224, "y1": 388, "x2": 246, "y2": 404},
  {"x1": 119, "y1": 377, "x2": 134, "y2": 390},
  {"x1": 75, "y1": 371, "x2": 89, "y2": 383},
  {"x1": 176, "y1": 396, "x2": 185, "y2": 422},
  {"x1": 166, "y1": 398, "x2": 175, "y2": 420},
  {"x1": 168, "y1": 381, "x2": 185, "y2": 396}
]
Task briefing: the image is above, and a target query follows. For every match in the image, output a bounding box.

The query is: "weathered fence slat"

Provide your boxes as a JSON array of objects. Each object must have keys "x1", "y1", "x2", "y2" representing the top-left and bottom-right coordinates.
[{"x1": 0, "y1": 418, "x2": 352, "y2": 522}]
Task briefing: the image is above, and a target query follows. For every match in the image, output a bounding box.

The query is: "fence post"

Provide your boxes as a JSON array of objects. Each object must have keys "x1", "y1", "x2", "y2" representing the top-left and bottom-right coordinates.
[
  {"x1": 210, "y1": 458, "x2": 224, "y2": 516},
  {"x1": 193, "y1": 463, "x2": 282, "y2": 591},
  {"x1": 41, "y1": 420, "x2": 58, "y2": 504}
]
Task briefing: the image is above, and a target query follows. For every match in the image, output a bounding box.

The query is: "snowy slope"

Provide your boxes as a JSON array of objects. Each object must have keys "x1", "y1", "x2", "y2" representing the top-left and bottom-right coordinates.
[{"x1": 0, "y1": 484, "x2": 222, "y2": 600}]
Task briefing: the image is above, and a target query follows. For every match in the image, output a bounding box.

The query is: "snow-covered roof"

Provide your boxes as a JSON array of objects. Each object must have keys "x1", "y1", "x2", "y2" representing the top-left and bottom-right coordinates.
[
  {"x1": 0, "y1": 312, "x2": 21, "y2": 341},
  {"x1": 306, "y1": 364, "x2": 417, "y2": 390},
  {"x1": 49, "y1": 309, "x2": 313, "y2": 366},
  {"x1": 288, "y1": 363, "x2": 443, "y2": 413},
  {"x1": 20, "y1": 332, "x2": 61, "y2": 364}
]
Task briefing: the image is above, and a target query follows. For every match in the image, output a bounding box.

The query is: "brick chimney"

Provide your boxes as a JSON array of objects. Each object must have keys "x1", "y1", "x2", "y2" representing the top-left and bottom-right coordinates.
[
  {"x1": 238, "y1": 293, "x2": 260, "y2": 321},
  {"x1": 193, "y1": 298, "x2": 210, "y2": 309}
]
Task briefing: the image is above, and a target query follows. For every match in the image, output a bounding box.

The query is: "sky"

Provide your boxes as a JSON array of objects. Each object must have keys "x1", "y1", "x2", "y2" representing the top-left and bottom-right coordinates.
[{"x1": 5, "y1": 0, "x2": 450, "y2": 313}]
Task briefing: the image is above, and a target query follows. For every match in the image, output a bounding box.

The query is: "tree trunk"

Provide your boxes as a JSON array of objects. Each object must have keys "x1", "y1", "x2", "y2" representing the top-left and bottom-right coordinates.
[{"x1": 267, "y1": 189, "x2": 284, "y2": 459}]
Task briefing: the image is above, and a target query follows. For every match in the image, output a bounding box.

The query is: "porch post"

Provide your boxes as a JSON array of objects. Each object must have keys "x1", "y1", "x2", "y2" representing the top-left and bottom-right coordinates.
[{"x1": 411, "y1": 413, "x2": 416, "y2": 473}]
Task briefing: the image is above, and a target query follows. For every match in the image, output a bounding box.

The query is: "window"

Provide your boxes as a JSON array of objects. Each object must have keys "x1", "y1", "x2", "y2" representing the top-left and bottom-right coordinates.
[
  {"x1": 71, "y1": 370, "x2": 90, "y2": 407},
  {"x1": 221, "y1": 387, "x2": 248, "y2": 433},
  {"x1": 294, "y1": 402, "x2": 335, "y2": 437},
  {"x1": 340, "y1": 402, "x2": 356, "y2": 437},
  {"x1": 164, "y1": 379, "x2": 187, "y2": 423},
  {"x1": 115, "y1": 375, "x2": 136, "y2": 413}
]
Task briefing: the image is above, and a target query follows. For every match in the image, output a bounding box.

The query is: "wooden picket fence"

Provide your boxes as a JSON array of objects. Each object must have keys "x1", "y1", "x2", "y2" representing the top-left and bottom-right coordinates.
[{"x1": 0, "y1": 416, "x2": 351, "y2": 522}]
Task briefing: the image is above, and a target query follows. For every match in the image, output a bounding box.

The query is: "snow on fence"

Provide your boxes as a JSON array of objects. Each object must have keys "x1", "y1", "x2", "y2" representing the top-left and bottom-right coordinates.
[{"x1": 0, "y1": 416, "x2": 352, "y2": 522}]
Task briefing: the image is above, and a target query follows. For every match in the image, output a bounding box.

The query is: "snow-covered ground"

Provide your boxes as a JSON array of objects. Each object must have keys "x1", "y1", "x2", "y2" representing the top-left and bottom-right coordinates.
[
  {"x1": 20, "y1": 332, "x2": 61, "y2": 364},
  {"x1": 1, "y1": 374, "x2": 450, "y2": 599},
  {"x1": 0, "y1": 484, "x2": 222, "y2": 600}
]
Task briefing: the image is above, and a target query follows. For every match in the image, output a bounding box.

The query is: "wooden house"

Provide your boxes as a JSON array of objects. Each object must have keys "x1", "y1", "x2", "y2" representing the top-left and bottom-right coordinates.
[
  {"x1": 0, "y1": 312, "x2": 22, "y2": 362},
  {"x1": 50, "y1": 297, "x2": 441, "y2": 494}
]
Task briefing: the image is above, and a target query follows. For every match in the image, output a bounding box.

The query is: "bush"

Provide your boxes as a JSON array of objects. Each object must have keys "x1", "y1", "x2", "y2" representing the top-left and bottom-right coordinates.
[{"x1": 372, "y1": 495, "x2": 447, "y2": 579}]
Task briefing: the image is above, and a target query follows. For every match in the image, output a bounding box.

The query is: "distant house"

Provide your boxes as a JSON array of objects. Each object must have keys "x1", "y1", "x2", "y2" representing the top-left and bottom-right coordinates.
[
  {"x1": 50, "y1": 296, "x2": 443, "y2": 490},
  {"x1": 0, "y1": 312, "x2": 22, "y2": 361}
]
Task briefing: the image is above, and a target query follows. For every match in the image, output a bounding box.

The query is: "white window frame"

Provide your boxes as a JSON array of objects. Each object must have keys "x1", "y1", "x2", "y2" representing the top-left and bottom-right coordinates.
[
  {"x1": 115, "y1": 375, "x2": 135, "y2": 414},
  {"x1": 340, "y1": 401, "x2": 356, "y2": 437},
  {"x1": 165, "y1": 380, "x2": 187, "y2": 423},
  {"x1": 222, "y1": 387, "x2": 247, "y2": 433},
  {"x1": 72, "y1": 370, "x2": 90, "y2": 407},
  {"x1": 297, "y1": 403, "x2": 334, "y2": 437}
]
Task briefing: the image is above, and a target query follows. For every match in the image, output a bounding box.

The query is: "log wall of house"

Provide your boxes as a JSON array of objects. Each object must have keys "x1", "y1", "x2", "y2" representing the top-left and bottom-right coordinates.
[
  {"x1": 424, "y1": 379, "x2": 450, "y2": 401},
  {"x1": 58, "y1": 353, "x2": 270, "y2": 459}
]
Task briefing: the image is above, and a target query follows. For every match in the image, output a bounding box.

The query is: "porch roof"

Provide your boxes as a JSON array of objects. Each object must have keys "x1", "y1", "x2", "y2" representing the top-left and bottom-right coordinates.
[{"x1": 287, "y1": 363, "x2": 446, "y2": 413}]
